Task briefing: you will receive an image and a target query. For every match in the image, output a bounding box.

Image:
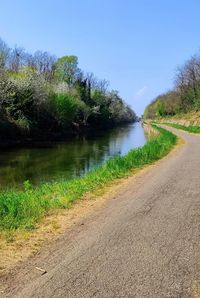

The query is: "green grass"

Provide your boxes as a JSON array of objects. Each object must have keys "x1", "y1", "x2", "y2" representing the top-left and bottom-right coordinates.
[
  {"x1": 164, "y1": 123, "x2": 200, "y2": 134},
  {"x1": 0, "y1": 125, "x2": 177, "y2": 231}
]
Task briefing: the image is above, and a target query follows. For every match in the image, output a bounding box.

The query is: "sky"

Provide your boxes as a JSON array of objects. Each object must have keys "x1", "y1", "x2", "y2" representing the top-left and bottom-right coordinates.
[{"x1": 1, "y1": 0, "x2": 200, "y2": 116}]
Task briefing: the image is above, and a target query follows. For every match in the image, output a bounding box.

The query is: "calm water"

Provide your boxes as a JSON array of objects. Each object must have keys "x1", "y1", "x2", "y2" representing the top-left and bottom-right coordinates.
[{"x1": 0, "y1": 122, "x2": 146, "y2": 188}]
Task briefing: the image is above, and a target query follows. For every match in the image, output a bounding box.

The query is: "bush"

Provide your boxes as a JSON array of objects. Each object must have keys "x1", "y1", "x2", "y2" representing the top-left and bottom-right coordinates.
[{"x1": 49, "y1": 92, "x2": 86, "y2": 128}]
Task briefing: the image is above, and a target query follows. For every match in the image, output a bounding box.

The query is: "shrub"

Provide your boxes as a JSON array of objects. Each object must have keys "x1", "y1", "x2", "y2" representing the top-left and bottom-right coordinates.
[{"x1": 49, "y1": 92, "x2": 86, "y2": 128}]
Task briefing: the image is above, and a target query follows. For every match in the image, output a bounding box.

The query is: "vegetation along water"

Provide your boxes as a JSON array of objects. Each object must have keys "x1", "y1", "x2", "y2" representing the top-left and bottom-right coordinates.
[
  {"x1": 0, "y1": 123, "x2": 146, "y2": 188},
  {"x1": 0, "y1": 37, "x2": 136, "y2": 143},
  {"x1": 0, "y1": 125, "x2": 177, "y2": 231},
  {"x1": 0, "y1": 37, "x2": 181, "y2": 233}
]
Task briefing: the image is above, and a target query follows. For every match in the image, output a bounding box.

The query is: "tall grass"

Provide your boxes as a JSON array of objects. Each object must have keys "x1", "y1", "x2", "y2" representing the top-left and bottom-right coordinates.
[
  {"x1": 164, "y1": 123, "x2": 200, "y2": 134},
  {"x1": 0, "y1": 125, "x2": 177, "y2": 230}
]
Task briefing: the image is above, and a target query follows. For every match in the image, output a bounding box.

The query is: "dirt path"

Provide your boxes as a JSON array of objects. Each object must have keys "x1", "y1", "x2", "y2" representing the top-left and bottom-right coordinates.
[{"x1": 1, "y1": 126, "x2": 200, "y2": 297}]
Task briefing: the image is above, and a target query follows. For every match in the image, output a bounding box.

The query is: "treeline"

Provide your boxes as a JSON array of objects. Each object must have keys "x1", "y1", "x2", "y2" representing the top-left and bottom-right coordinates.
[
  {"x1": 0, "y1": 38, "x2": 136, "y2": 141},
  {"x1": 144, "y1": 51, "x2": 200, "y2": 118}
]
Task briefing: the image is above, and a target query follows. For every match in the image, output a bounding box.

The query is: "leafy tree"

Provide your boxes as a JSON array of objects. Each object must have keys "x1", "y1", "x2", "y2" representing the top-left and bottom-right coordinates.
[
  {"x1": 155, "y1": 100, "x2": 165, "y2": 116},
  {"x1": 54, "y1": 55, "x2": 81, "y2": 88}
]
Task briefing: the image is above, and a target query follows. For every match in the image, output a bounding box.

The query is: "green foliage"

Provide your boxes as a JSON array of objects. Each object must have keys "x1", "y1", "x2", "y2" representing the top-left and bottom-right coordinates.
[
  {"x1": 144, "y1": 91, "x2": 182, "y2": 119},
  {"x1": 54, "y1": 55, "x2": 80, "y2": 87},
  {"x1": 0, "y1": 38, "x2": 136, "y2": 139},
  {"x1": 156, "y1": 100, "x2": 165, "y2": 116},
  {"x1": 144, "y1": 51, "x2": 200, "y2": 119},
  {"x1": 15, "y1": 116, "x2": 30, "y2": 132},
  {"x1": 89, "y1": 90, "x2": 136, "y2": 125},
  {"x1": 0, "y1": 126, "x2": 176, "y2": 230},
  {"x1": 49, "y1": 93, "x2": 85, "y2": 128}
]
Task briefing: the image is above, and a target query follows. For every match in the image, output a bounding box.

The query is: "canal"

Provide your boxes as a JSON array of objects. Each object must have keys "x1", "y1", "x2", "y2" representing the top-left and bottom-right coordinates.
[{"x1": 0, "y1": 122, "x2": 147, "y2": 188}]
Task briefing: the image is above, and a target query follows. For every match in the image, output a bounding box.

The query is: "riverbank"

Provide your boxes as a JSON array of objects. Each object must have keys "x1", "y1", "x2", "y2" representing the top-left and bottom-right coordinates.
[
  {"x1": 0, "y1": 125, "x2": 176, "y2": 231},
  {"x1": 152, "y1": 111, "x2": 200, "y2": 126},
  {"x1": 0, "y1": 125, "x2": 178, "y2": 276},
  {"x1": 148, "y1": 112, "x2": 200, "y2": 134},
  {"x1": 0, "y1": 123, "x2": 146, "y2": 189},
  {"x1": 0, "y1": 121, "x2": 137, "y2": 149}
]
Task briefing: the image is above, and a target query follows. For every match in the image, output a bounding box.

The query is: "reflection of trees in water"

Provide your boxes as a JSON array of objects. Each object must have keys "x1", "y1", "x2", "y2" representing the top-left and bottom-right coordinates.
[{"x1": 0, "y1": 124, "x2": 140, "y2": 188}]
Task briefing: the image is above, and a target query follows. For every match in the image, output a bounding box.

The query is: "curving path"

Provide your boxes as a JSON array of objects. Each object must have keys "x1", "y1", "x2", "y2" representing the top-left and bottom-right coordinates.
[{"x1": 2, "y1": 126, "x2": 200, "y2": 297}]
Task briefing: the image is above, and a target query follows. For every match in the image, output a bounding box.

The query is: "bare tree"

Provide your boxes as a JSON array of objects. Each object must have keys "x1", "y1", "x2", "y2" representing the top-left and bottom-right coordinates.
[
  {"x1": 174, "y1": 54, "x2": 200, "y2": 110},
  {"x1": 85, "y1": 72, "x2": 98, "y2": 90},
  {"x1": 33, "y1": 51, "x2": 56, "y2": 79},
  {"x1": 97, "y1": 79, "x2": 109, "y2": 93},
  {"x1": 0, "y1": 38, "x2": 10, "y2": 72},
  {"x1": 9, "y1": 47, "x2": 26, "y2": 72}
]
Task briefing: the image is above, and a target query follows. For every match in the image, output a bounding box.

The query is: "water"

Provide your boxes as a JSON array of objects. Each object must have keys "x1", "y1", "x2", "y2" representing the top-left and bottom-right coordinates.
[{"x1": 0, "y1": 122, "x2": 146, "y2": 188}]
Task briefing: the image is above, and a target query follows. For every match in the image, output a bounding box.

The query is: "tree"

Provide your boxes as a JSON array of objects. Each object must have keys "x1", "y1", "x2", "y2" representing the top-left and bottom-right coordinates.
[
  {"x1": 0, "y1": 36, "x2": 136, "y2": 139},
  {"x1": 108, "y1": 90, "x2": 136, "y2": 123},
  {"x1": 54, "y1": 55, "x2": 81, "y2": 88},
  {"x1": 9, "y1": 46, "x2": 26, "y2": 72},
  {"x1": 0, "y1": 38, "x2": 10, "y2": 73},
  {"x1": 155, "y1": 100, "x2": 165, "y2": 116},
  {"x1": 175, "y1": 54, "x2": 200, "y2": 111},
  {"x1": 0, "y1": 75, "x2": 15, "y2": 107},
  {"x1": 32, "y1": 51, "x2": 56, "y2": 81}
]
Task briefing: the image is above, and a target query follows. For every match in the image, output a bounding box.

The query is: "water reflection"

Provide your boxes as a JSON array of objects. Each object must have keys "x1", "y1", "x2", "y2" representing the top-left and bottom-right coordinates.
[{"x1": 0, "y1": 123, "x2": 146, "y2": 188}]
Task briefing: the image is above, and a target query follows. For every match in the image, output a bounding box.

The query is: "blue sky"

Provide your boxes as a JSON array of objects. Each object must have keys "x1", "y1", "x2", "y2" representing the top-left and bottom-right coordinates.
[{"x1": 1, "y1": 0, "x2": 200, "y2": 115}]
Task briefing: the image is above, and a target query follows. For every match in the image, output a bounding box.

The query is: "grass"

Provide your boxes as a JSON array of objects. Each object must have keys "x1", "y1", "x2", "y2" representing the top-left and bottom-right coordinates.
[
  {"x1": 164, "y1": 123, "x2": 200, "y2": 134},
  {"x1": 0, "y1": 125, "x2": 177, "y2": 231}
]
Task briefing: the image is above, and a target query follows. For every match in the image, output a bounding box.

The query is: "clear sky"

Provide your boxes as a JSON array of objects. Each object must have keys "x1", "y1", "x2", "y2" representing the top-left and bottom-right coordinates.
[{"x1": 1, "y1": 0, "x2": 200, "y2": 115}]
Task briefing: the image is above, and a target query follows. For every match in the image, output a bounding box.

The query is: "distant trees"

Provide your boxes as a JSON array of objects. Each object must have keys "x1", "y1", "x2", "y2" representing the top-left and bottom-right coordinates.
[
  {"x1": 144, "y1": 51, "x2": 200, "y2": 119},
  {"x1": 144, "y1": 91, "x2": 182, "y2": 119},
  {"x1": 30, "y1": 51, "x2": 56, "y2": 81},
  {"x1": 0, "y1": 37, "x2": 136, "y2": 140},
  {"x1": 175, "y1": 55, "x2": 200, "y2": 111}
]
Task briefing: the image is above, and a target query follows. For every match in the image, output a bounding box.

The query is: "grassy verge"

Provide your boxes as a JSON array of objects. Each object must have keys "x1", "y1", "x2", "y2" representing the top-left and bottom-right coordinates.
[
  {"x1": 164, "y1": 123, "x2": 200, "y2": 134},
  {"x1": 0, "y1": 125, "x2": 177, "y2": 231}
]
